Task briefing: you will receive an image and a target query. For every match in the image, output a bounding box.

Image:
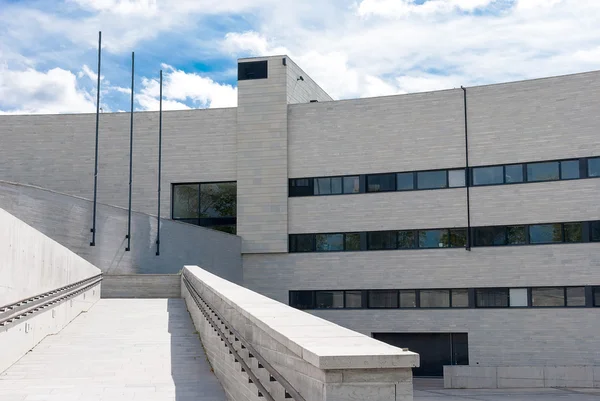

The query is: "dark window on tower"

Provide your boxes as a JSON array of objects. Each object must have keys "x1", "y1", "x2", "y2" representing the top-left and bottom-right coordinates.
[
  {"x1": 238, "y1": 60, "x2": 268, "y2": 80},
  {"x1": 476, "y1": 288, "x2": 509, "y2": 308}
]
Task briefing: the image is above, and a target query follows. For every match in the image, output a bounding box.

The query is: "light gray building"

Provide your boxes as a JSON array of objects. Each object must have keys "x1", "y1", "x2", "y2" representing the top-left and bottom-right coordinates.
[{"x1": 1, "y1": 55, "x2": 599, "y2": 383}]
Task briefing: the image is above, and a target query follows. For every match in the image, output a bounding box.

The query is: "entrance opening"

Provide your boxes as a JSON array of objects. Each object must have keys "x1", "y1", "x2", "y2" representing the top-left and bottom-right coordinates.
[{"x1": 373, "y1": 332, "x2": 468, "y2": 377}]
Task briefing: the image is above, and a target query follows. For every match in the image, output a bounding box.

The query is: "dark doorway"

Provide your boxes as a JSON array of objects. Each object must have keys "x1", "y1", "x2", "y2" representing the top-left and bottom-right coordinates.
[{"x1": 373, "y1": 333, "x2": 468, "y2": 377}]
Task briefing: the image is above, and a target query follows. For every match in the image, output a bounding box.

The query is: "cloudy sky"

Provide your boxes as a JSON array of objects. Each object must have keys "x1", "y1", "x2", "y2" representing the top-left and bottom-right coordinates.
[{"x1": 0, "y1": 0, "x2": 599, "y2": 114}]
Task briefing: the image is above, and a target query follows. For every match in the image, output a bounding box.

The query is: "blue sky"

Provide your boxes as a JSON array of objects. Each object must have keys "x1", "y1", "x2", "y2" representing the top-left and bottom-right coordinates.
[{"x1": 1, "y1": 0, "x2": 599, "y2": 114}]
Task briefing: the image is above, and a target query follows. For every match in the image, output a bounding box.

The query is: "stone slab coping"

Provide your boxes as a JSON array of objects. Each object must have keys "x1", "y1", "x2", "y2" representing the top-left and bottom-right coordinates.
[{"x1": 184, "y1": 265, "x2": 419, "y2": 370}]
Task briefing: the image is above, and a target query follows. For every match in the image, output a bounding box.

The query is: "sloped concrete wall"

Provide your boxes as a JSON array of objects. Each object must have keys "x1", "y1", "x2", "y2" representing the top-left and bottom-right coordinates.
[{"x1": 0, "y1": 181, "x2": 242, "y2": 281}]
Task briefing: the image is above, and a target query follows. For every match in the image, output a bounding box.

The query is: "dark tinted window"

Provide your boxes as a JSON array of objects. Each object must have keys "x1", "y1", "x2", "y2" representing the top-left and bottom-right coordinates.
[
  {"x1": 420, "y1": 290, "x2": 450, "y2": 308},
  {"x1": 396, "y1": 172, "x2": 414, "y2": 190},
  {"x1": 315, "y1": 177, "x2": 342, "y2": 195},
  {"x1": 399, "y1": 290, "x2": 416, "y2": 308},
  {"x1": 419, "y1": 229, "x2": 448, "y2": 248},
  {"x1": 474, "y1": 226, "x2": 506, "y2": 246},
  {"x1": 452, "y1": 289, "x2": 469, "y2": 307},
  {"x1": 345, "y1": 291, "x2": 364, "y2": 308},
  {"x1": 289, "y1": 178, "x2": 313, "y2": 196},
  {"x1": 529, "y1": 224, "x2": 563, "y2": 244},
  {"x1": 527, "y1": 161, "x2": 559, "y2": 182},
  {"x1": 592, "y1": 222, "x2": 600, "y2": 242},
  {"x1": 343, "y1": 176, "x2": 360, "y2": 194},
  {"x1": 588, "y1": 157, "x2": 600, "y2": 178},
  {"x1": 594, "y1": 287, "x2": 600, "y2": 307},
  {"x1": 561, "y1": 160, "x2": 580, "y2": 179},
  {"x1": 367, "y1": 173, "x2": 395, "y2": 192},
  {"x1": 476, "y1": 289, "x2": 508, "y2": 307},
  {"x1": 315, "y1": 233, "x2": 344, "y2": 251},
  {"x1": 531, "y1": 287, "x2": 564, "y2": 307},
  {"x1": 417, "y1": 170, "x2": 447, "y2": 189},
  {"x1": 449, "y1": 229, "x2": 467, "y2": 247},
  {"x1": 290, "y1": 291, "x2": 314, "y2": 309},
  {"x1": 200, "y1": 182, "x2": 236, "y2": 218},
  {"x1": 345, "y1": 233, "x2": 361, "y2": 251},
  {"x1": 507, "y1": 226, "x2": 527, "y2": 245},
  {"x1": 398, "y1": 230, "x2": 416, "y2": 249},
  {"x1": 566, "y1": 287, "x2": 586, "y2": 307},
  {"x1": 290, "y1": 234, "x2": 314, "y2": 252},
  {"x1": 315, "y1": 291, "x2": 344, "y2": 308},
  {"x1": 368, "y1": 231, "x2": 397, "y2": 250},
  {"x1": 238, "y1": 60, "x2": 267, "y2": 80},
  {"x1": 173, "y1": 184, "x2": 199, "y2": 219},
  {"x1": 368, "y1": 290, "x2": 398, "y2": 308},
  {"x1": 505, "y1": 164, "x2": 524, "y2": 183},
  {"x1": 564, "y1": 223, "x2": 583, "y2": 243},
  {"x1": 473, "y1": 166, "x2": 503, "y2": 186}
]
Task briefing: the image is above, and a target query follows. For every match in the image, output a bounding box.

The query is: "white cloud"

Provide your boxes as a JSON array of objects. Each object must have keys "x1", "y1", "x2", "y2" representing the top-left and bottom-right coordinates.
[
  {"x1": 0, "y1": 66, "x2": 96, "y2": 114},
  {"x1": 356, "y1": 0, "x2": 496, "y2": 17},
  {"x1": 69, "y1": 0, "x2": 158, "y2": 15}
]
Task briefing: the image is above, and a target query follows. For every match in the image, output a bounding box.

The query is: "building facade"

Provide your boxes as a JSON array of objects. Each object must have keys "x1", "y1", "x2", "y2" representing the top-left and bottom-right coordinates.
[{"x1": 1, "y1": 55, "x2": 599, "y2": 382}]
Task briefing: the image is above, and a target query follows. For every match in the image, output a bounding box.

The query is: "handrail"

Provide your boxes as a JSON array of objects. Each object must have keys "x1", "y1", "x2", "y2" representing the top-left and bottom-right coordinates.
[
  {"x1": 182, "y1": 273, "x2": 305, "y2": 401},
  {"x1": 0, "y1": 274, "x2": 102, "y2": 328}
]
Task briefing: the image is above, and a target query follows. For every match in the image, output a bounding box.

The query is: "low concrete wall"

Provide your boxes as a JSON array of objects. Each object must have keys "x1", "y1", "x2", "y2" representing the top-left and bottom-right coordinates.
[
  {"x1": 182, "y1": 265, "x2": 419, "y2": 401},
  {"x1": 0, "y1": 207, "x2": 101, "y2": 373},
  {"x1": 444, "y1": 366, "x2": 600, "y2": 388},
  {"x1": 0, "y1": 181, "x2": 242, "y2": 282},
  {"x1": 101, "y1": 274, "x2": 181, "y2": 298}
]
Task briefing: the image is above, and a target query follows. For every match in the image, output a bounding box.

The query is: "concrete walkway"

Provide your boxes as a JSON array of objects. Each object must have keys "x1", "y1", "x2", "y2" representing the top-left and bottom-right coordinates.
[{"x1": 0, "y1": 299, "x2": 226, "y2": 401}]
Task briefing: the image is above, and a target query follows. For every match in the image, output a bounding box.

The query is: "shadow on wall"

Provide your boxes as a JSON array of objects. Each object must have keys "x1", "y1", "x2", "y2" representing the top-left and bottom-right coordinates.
[{"x1": 0, "y1": 181, "x2": 242, "y2": 282}]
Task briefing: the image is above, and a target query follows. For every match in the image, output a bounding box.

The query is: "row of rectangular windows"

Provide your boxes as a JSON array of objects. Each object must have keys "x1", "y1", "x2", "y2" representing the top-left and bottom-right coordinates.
[
  {"x1": 289, "y1": 221, "x2": 600, "y2": 252},
  {"x1": 290, "y1": 286, "x2": 600, "y2": 310},
  {"x1": 289, "y1": 156, "x2": 600, "y2": 197}
]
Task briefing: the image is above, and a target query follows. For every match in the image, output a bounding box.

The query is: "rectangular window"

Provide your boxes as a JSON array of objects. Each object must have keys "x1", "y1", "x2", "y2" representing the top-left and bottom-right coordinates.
[
  {"x1": 289, "y1": 178, "x2": 313, "y2": 197},
  {"x1": 476, "y1": 288, "x2": 509, "y2": 308},
  {"x1": 289, "y1": 234, "x2": 314, "y2": 252},
  {"x1": 368, "y1": 231, "x2": 397, "y2": 250},
  {"x1": 345, "y1": 291, "x2": 364, "y2": 308},
  {"x1": 173, "y1": 184, "x2": 199, "y2": 219},
  {"x1": 367, "y1": 173, "x2": 396, "y2": 192},
  {"x1": 345, "y1": 233, "x2": 361, "y2": 251},
  {"x1": 560, "y1": 160, "x2": 580, "y2": 179},
  {"x1": 368, "y1": 290, "x2": 398, "y2": 308},
  {"x1": 451, "y1": 289, "x2": 469, "y2": 307},
  {"x1": 417, "y1": 170, "x2": 447, "y2": 189},
  {"x1": 314, "y1": 177, "x2": 342, "y2": 195},
  {"x1": 420, "y1": 290, "x2": 450, "y2": 308},
  {"x1": 200, "y1": 182, "x2": 237, "y2": 218},
  {"x1": 564, "y1": 223, "x2": 583, "y2": 243},
  {"x1": 449, "y1": 229, "x2": 467, "y2": 247},
  {"x1": 343, "y1": 176, "x2": 360, "y2": 194},
  {"x1": 399, "y1": 290, "x2": 417, "y2": 308},
  {"x1": 472, "y1": 166, "x2": 504, "y2": 186},
  {"x1": 529, "y1": 224, "x2": 563, "y2": 244},
  {"x1": 592, "y1": 221, "x2": 600, "y2": 242},
  {"x1": 566, "y1": 287, "x2": 586, "y2": 307},
  {"x1": 315, "y1": 291, "x2": 344, "y2": 309},
  {"x1": 531, "y1": 287, "x2": 565, "y2": 307},
  {"x1": 315, "y1": 233, "x2": 344, "y2": 251},
  {"x1": 509, "y1": 288, "x2": 528, "y2": 307},
  {"x1": 398, "y1": 230, "x2": 416, "y2": 249},
  {"x1": 238, "y1": 60, "x2": 268, "y2": 80},
  {"x1": 588, "y1": 157, "x2": 600, "y2": 178},
  {"x1": 419, "y1": 229, "x2": 448, "y2": 248},
  {"x1": 507, "y1": 226, "x2": 527, "y2": 245},
  {"x1": 594, "y1": 287, "x2": 600, "y2": 307},
  {"x1": 527, "y1": 161, "x2": 560, "y2": 182},
  {"x1": 474, "y1": 226, "x2": 506, "y2": 246},
  {"x1": 448, "y1": 169, "x2": 466, "y2": 187},
  {"x1": 505, "y1": 164, "x2": 524, "y2": 183},
  {"x1": 396, "y1": 172, "x2": 415, "y2": 191},
  {"x1": 289, "y1": 291, "x2": 314, "y2": 309}
]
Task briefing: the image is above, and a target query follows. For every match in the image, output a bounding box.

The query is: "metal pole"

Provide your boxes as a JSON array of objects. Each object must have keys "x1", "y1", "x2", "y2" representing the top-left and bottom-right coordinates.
[
  {"x1": 156, "y1": 70, "x2": 163, "y2": 256},
  {"x1": 461, "y1": 86, "x2": 471, "y2": 251},
  {"x1": 90, "y1": 31, "x2": 101, "y2": 246},
  {"x1": 126, "y1": 52, "x2": 134, "y2": 252}
]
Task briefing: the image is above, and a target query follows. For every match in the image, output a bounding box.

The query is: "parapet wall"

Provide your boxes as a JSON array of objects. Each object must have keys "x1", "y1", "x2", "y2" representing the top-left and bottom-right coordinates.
[
  {"x1": 101, "y1": 274, "x2": 181, "y2": 298},
  {"x1": 182, "y1": 265, "x2": 419, "y2": 401}
]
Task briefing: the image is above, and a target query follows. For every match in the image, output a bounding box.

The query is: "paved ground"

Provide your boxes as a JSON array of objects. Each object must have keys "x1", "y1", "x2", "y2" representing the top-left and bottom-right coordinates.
[
  {"x1": 414, "y1": 378, "x2": 600, "y2": 400},
  {"x1": 0, "y1": 299, "x2": 226, "y2": 401}
]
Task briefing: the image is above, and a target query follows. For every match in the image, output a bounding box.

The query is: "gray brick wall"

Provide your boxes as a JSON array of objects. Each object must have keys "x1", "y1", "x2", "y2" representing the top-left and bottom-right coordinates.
[{"x1": 101, "y1": 274, "x2": 181, "y2": 298}]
